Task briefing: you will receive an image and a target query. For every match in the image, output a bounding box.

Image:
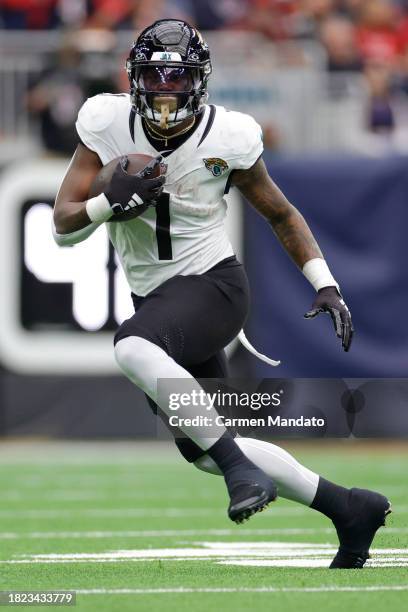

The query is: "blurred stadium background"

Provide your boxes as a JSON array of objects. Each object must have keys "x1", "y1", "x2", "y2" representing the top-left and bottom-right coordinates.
[
  {"x1": 0, "y1": 4, "x2": 407, "y2": 608},
  {"x1": 0, "y1": 0, "x2": 407, "y2": 438}
]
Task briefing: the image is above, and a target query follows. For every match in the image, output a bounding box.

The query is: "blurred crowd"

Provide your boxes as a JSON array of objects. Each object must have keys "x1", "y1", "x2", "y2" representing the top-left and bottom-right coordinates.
[
  {"x1": 4, "y1": 1, "x2": 408, "y2": 67},
  {"x1": 3, "y1": 1, "x2": 408, "y2": 61},
  {"x1": 3, "y1": 0, "x2": 408, "y2": 152}
]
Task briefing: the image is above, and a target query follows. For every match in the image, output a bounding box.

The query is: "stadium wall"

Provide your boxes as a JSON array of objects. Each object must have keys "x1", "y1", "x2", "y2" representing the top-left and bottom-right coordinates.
[{"x1": 0, "y1": 155, "x2": 407, "y2": 438}]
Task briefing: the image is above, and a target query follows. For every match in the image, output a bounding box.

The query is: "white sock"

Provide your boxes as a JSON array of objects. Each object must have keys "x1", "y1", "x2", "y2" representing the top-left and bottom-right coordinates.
[
  {"x1": 114, "y1": 336, "x2": 227, "y2": 451},
  {"x1": 194, "y1": 437, "x2": 319, "y2": 506}
]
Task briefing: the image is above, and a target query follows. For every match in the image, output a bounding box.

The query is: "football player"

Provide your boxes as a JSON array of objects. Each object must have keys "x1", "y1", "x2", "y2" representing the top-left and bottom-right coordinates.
[{"x1": 53, "y1": 19, "x2": 390, "y2": 568}]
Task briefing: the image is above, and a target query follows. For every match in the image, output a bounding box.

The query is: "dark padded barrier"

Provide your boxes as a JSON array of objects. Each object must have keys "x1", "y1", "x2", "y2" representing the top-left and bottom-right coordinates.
[{"x1": 246, "y1": 153, "x2": 408, "y2": 378}]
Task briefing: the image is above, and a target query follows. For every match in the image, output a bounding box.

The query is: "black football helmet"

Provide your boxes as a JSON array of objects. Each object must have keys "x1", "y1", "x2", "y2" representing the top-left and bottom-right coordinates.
[{"x1": 126, "y1": 19, "x2": 212, "y2": 127}]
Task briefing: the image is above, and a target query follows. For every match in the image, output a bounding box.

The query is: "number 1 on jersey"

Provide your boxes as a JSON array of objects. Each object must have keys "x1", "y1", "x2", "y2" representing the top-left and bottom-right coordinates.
[{"x1": 155, "y1": 193, "x2": 173, "y2": 260}]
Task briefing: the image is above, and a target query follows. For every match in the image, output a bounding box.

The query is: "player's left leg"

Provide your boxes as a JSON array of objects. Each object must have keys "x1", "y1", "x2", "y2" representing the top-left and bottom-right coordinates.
[
  {"x1": 140, "y1": 344, "x2": 390, "y2": 566},
  {"x1": 146, "y1": 347, "x2": 390, "y2": 567}
]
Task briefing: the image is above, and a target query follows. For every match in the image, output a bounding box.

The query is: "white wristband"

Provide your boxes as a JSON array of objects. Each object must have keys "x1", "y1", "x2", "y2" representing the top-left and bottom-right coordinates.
[
  {"x1": 86, "y1": 193, "x2": 112, "y2": 223},
  {"x1": 302, "y1": 258, "x2": 339, "y2": 292}
]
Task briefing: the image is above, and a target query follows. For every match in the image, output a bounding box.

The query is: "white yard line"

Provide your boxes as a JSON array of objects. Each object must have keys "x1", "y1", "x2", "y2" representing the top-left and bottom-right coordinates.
[
  {"x1": 2, "y1": 559, "x2": 408, "y2": 567},
  {"x1": 0, "y1": 559, "x2": 222, "y2": 564},
  {"x1": 8, "y1": 548, "x2": 406, "y2": 561},
  {"x1": 1, "y1": 541, "x2": 406, "y2": 568},
  {"x1": 72, "y1": 586, "x2": 408, "y2": 594},
  {"x1": 219, "y1": 560, "x2": 408, "y2": 568}
]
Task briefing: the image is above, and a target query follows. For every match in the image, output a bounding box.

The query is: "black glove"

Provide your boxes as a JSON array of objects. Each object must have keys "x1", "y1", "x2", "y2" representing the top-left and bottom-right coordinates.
[
  {"x1": 304, "y1": 286, "x2": 354, "y2": 352},
  {"x1": 104, "y1": 155, "x2": 166, "y2": 216}
]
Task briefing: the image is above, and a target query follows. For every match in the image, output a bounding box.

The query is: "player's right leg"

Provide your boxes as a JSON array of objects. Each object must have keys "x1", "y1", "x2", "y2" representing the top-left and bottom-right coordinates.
[
  {"x1": 114, "y1": 262, "x2": 278, "y2": 523},
  {"x1": 115, "y1": 335, "x2": 277, "y2": 522}
]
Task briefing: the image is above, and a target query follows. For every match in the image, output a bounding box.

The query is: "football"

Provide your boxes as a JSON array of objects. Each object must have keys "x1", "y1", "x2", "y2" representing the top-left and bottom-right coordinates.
[{"x1": 88, "y1": 153, "x2": 163, "y2": 222}]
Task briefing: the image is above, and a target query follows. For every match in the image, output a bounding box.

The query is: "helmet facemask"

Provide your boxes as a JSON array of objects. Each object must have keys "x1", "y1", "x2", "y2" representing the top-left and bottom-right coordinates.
[{"x1": 129, "y1": 63, "x2": 208, "y2": 129}]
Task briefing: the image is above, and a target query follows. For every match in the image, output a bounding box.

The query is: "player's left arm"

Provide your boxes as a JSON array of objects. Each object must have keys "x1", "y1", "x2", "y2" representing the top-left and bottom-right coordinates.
[{"x1": 232, "y1": 157, "x2": 353, "y2": 351}]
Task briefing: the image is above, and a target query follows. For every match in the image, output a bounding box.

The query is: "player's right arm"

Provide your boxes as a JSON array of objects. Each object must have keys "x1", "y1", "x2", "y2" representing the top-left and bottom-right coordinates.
[
  {"x1": 53, "y1": 94, "x2": 119, "y2": 242},
  {"x1": 53, "y1": 94, "x2": 166, "y2": 246},
  {"x1": 53, "y1": 144, "x2": 166, "y2": 246},
  {"x1": 53, "y1": 143, "x2": 102, "y2": 236}
]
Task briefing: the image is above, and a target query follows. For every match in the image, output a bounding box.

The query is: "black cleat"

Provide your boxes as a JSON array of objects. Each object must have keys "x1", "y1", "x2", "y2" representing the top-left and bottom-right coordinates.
[
  {"x1": 330, "y1": 488, "x2": 392, "y2": 569},
  {"x1": 227, "y1": 477, "x2": 277, "y2": 524},
  {"x1": 207, "y1": 434, "x2": 277, "y2": 524}
]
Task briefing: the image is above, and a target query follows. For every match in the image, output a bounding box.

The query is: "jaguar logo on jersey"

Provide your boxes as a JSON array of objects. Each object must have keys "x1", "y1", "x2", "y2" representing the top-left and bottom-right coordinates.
[{"x1": 203, "y1": 158, "x2": 229, "y2": 177}]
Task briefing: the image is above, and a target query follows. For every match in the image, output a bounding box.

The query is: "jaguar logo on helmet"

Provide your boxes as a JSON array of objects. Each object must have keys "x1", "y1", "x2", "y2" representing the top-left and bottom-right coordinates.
[{"x1": 203, "y1": 158, "x2": 229, "y2": 177}]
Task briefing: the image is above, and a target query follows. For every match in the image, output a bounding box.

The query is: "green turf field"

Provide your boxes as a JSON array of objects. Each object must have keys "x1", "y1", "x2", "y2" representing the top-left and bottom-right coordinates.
[{"x1": 0, "y1": 440, "x2": 406, "y2": 611}]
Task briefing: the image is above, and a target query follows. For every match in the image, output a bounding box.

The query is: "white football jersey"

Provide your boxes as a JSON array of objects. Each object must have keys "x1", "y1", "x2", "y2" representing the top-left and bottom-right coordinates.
[{"x1": 76, "y1": 93, "x2": 263, "y2": 296}]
